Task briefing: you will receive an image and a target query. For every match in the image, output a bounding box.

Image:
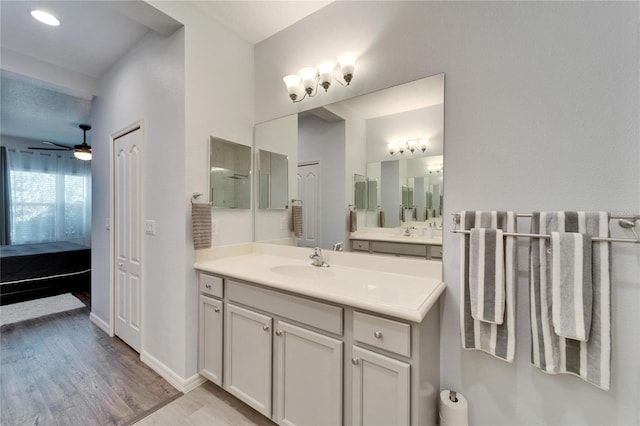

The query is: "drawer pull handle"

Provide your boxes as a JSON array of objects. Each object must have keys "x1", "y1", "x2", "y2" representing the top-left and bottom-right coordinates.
[
  {"x1": 351, "y1": 357, "x2": 360, "y2": 365},
  {"x1": 263, "y1": 325, "x2": 270, "y2": 332},
  {"x1": 374, "y1": 331, "x2": 383, "y2": 339},
  {"x1": 214, "y1": 308, "x2": 220, "y2": 313},
  {"x1": 275, "y1": 330, "x2": 282, "y2": 336},
  {"x1": 205, "y1": 284, "x2": 211, "y2": 289}
]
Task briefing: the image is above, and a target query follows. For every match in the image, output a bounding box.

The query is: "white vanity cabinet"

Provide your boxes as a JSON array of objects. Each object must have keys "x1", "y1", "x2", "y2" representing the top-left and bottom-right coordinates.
[
  {"x1": 224, "y1": 303, "x2": 273, "y2": 417},
  {"x1": 198, "y1": 273, "x2": 224, "y2": 386},
  {"x1": 274, "y1": 320, "x2": 343, "y2": 426}
]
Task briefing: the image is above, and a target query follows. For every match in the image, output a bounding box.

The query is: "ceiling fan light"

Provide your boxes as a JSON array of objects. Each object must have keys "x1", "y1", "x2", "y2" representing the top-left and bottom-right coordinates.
[
  {"x1": 74, "y1": 150, "x2": 92, "y2": 161},
  {"x1": 31, "y1": 10, "x2": 60, "y2": 26}
]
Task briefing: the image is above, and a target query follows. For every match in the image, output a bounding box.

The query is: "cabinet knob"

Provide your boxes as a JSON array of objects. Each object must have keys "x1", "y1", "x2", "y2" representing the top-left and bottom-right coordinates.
[
  {"x1": 263, "y1": 325, "x2": 270, "y2": 332},
  {"x1": 275, "y1": 330, "x2": 282, "y2": 336},
  {"x1": 214, "y1": 308, "x2": 220, "y2": 313},
  {"x1": 351, "y1": 357, "x2": 360, "y2": 365},
  {"x1": 374, "y1": 331, "x2": 383, "y2": 339},
  {"x1": 205, "y1": 284, "x2": 211, "y2": 289}
]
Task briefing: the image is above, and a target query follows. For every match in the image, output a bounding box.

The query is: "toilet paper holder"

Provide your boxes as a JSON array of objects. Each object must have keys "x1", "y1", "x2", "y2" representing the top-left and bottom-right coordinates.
[{"x1": 449, "y1": 390, "x2": 458, "y2": 403}]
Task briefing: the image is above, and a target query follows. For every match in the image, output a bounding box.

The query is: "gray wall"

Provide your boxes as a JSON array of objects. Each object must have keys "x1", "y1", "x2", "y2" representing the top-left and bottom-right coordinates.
[
  {"x1": 298, "y1": 114, "x2": 346, "y2": 250},
  {"x1": 255, "y1": 2, "x2": 640, "y2": 424}
]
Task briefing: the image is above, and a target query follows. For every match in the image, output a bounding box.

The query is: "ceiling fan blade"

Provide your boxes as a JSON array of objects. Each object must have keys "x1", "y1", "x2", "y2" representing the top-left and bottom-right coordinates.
[
  {"x1": 28, "y1": 147, "x2": 71, "y2": 151},
  {"x1": 42, "y1": 140, "x2": 73, "y2": 149}
]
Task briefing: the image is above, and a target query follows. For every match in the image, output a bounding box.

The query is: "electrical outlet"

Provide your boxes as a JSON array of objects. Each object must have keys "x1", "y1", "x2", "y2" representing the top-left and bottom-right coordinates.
[
  {"x1": 212, "y1": 220, "x2": 218, "y2": 236},
  {"x1": 145, "y1": 220, "x2": 156, "y2": 235}
]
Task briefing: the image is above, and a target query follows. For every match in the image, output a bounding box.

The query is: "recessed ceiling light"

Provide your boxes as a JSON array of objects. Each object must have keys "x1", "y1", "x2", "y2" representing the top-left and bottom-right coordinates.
[{"x1": 30, "y1": 10, "x2": 60, "y2": 26}]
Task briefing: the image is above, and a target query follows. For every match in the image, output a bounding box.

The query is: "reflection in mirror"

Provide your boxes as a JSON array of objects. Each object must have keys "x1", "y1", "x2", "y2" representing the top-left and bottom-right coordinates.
[
  {"x1": 209, "y1": 137, "x2": 251, "y2": 209},
  {"x1": 354, "y1": 174, "x2": 367, "y2": 210},
  {"x1": 254, "y1": 73, "x2": 444, "y2": 249},
  {"x1": 258, "y1": 149, "x2": 289, "y2": 210}
]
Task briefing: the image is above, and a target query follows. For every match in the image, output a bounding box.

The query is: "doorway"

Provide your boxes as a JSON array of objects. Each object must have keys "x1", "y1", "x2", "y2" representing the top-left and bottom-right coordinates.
[{"x1": 296, "y1": 162, "x2": 321, "y2": 248}]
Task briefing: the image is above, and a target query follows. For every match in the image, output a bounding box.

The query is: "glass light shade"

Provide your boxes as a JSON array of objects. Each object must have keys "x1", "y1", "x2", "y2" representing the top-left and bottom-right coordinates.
[
  {"x1": 338, "y1": 52, "x2": 356, "y2": 76},
  {"x1": 418, "y1": 138, "x2": 429, "y2": 151},
  {"x1": 318, "y1": 62, "x2": 335, "y2": 83},
  {"x1": 299, "y1": 67, "x2": 318, "y2": 90},
  {"x1": 283, "y1": 75, "x2": 301, "y2": 95},
  {"x1": 74, "y1": 151, "x2": 92, "y2": 161},
  {"x1": 407, "y1": 139, "x2": 417, "y2": 152},
  {"x1": 387, "y1": 143, "x2": 396, "y2": 155},
  {"x1": 30, "y1": 10, "x2": 60, "y2": 26}
]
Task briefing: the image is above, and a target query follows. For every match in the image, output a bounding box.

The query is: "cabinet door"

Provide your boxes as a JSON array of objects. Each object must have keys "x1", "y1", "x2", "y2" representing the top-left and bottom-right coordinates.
[
  {"x1": 224, "y1": 303, "x2": 273, "y2": 417},
  {"x1": 352, "y1": 346, "x2": 410, "y2": 426},
  {"x1": 198, "y1": 295, "x2": 223, "y2": 385},
  {"x1": 274, "y1": 321, "x2": 343, "y2": 426}
]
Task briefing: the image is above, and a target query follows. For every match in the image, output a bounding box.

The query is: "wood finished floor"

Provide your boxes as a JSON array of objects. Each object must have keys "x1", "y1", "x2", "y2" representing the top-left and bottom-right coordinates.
[
  {"x1": 133, "y1": 381, "x2": 276, "y2": 426},
  {"x1": 0, "y1": 292, "x2": 181, "y2": 426}
]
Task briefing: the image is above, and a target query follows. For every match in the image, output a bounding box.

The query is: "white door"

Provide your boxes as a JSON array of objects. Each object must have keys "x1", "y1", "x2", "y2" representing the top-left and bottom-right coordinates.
[
  {"x1": 352, "y1": 346, "x2": 410, "y2": 426},
  {"x1": 297, "y1": 162, "x2": 320, "y2": 247},
  {"x1": 198, "y1": 295, "x2": 223, "y2": 386},
  {"x1": 224, "y1": 303, "x2": 273, "y2": 417},
  {"x1": 114, "y1": 127, "x2": 142, "y2": 352},
  {"x1": 274, "y1": 320, "x2": 343, "y2": 426}
]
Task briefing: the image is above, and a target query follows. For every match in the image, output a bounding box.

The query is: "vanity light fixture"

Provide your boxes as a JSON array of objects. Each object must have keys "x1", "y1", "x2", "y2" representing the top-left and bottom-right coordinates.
[
  {"x1": 30, "y1": 10, "x2": 60, "y2": 26},
  {"x1": 388, "y1": 139, "x2": 429, "y2": 155},
  {"x1": 282, "y1": 52, "x2": 357, "y2": 103}
]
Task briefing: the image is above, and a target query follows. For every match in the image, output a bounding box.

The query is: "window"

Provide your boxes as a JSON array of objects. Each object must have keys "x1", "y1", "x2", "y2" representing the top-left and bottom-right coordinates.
[{"x1": 6, "y1": 149, "x2": 91, "y2": 245}]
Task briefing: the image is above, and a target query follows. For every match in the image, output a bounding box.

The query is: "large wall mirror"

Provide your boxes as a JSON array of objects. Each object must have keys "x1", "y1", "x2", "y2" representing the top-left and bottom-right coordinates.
[
  {"x1": 254, "y1": 73, "x2": 444, "y2": 249},
  {"x1": 209, "y1": 137, "x2": 251, "y2": 209}
]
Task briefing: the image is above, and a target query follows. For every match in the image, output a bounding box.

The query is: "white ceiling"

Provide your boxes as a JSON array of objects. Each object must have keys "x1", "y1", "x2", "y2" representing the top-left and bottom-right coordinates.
[{"x1": 1, "y1": 0, "x2": 321, "y2": 146}]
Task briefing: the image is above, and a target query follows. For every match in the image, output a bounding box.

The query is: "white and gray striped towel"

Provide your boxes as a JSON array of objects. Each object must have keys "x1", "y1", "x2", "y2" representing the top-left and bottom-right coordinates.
[
  {"x1": 291, "y1": 205, "x2": 303, "y2": 238},
  {"x1": 469, "y1": 228, "x2": 505, "y2": 324},
  {"x1": 530, "y1": 212, "x2": 610, "y2": 390},
  {"x1": 551, "y1": 231, "x2": 592, "y2": 341},
  {"x1": 460, "y1": 211, "x2": 517, "y2": 362}
]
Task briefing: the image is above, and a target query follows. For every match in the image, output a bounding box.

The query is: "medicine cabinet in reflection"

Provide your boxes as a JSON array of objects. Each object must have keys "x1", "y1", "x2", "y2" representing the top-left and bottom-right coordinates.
[
  {"x1": 209, "y1": 137, "x2": 251, "y2": 209},
  {"x1": 258, "y1": 149, "x2": 288, "y2": 210}
]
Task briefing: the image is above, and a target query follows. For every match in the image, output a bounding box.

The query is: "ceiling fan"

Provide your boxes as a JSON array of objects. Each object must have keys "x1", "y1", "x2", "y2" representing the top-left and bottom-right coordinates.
[{"x1": 29, "y1": 124, "x2": 92, "y2": 161}]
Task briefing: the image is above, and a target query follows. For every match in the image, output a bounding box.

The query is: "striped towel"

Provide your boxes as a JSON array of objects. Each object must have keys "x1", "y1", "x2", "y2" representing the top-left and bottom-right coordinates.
[
  {"x1": 551, "y1": 232, "x2": 592, "y2": 341},
  {"x1": 291, "y1": 205, "x2": 303, "y2": 238},
  {"x1": 379, "y1": 210, "x2": 385, "y2": 228},
  {"x1": 530, "y1": 212, "x2": 610, "y2": 390},
  {"x1": 191, "y1": 203, "x2": 212, "y2": 249},
  {"x1": 460, "y1": 211, "x2": 517, "y2": 362},
  {"x1": 469, "y1": 228, "x2": 505, "y2": 324}
]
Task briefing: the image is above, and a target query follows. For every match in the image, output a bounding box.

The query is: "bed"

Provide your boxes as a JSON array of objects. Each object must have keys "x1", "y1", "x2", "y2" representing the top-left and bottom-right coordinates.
[{"x1": 0, "y1": 242, "x2": 91, "y2": 305}]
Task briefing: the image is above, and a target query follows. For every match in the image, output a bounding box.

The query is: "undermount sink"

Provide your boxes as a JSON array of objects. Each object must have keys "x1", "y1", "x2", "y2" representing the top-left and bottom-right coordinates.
[{"x1": 270, "y1": 264, "x2": 335, "y2": 279}]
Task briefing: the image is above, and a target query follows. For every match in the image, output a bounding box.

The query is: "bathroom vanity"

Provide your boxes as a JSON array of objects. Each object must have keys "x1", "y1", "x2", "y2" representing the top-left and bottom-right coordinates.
[
  {"x1": 350, "y1": 227, "x2": 443, "y2": 260},
  {"x1": 195, "y1": 243, "x2": 445, "y2": 426}
]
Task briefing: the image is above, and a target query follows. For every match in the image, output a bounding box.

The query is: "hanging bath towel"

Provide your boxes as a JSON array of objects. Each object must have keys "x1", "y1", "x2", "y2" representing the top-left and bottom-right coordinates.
[
  {"x1": 460, "y1": 211, "x2": 517, "y2": 362},
  {"x1": 192, "y1": 202, "x2": 212, "y2": 249},
  {"x1": 529, "y1": 212, "x2": 610, "y2": 390}
]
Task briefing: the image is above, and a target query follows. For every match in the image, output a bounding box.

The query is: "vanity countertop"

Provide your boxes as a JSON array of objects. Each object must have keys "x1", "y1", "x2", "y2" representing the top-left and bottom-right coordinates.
[
  {"x1": 194, "y1": 243, "x2": 445, "y2": 323},
  {"x1": 350, "y1": 229, "x2": 443, "y2": 246}
]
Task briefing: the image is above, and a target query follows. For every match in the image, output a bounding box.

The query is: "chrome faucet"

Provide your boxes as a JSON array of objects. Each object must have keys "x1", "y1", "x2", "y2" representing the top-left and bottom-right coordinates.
[{"x1": 309, "y1": 247, "x2": 329, "y2": 267}]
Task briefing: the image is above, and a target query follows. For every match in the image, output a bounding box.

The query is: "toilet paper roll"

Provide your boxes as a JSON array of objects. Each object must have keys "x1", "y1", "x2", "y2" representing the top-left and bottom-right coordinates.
[{"x1": 439, "y1": 390, "x2": 469, "y2": 426}]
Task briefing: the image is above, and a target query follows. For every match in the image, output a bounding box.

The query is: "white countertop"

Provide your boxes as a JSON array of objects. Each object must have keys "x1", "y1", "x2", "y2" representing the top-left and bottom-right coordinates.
[
  {"x1": 350, "y1": 228, "x2": 443, "y2": 246},
  {"x1": 194, "y1": 243, "x2": 445, "y2": 323}
]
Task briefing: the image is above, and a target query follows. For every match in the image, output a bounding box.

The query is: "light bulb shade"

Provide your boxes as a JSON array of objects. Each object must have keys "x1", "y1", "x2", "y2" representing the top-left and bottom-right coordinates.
[
  {"x1": 283, "y1": 75, "x2": 301, "y2": 94},
  {"x1": 299, "y1": 67, "x2": 318, "y2": 94},
  {"x1": 74, "y1": 150, "x2": 92, "y2": 161},
  {"x1": 418, "y1": 138, "x2": 429, "y2": 152},
  {"x1": 338, "y1": 52, "x2": 356, "y2": 84},
  {"x1": 317, "y1": 62, "x2": 335, "y2": 91},
  {"x1": 387, "y1": 143, "x2": 396, "y2": 155},
  {"x1": 31, "y1": 10, "x2": 60, "y2": 26}
]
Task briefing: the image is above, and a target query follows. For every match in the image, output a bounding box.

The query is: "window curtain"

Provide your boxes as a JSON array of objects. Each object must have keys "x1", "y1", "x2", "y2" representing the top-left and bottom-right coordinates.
[{"x1": 6, "y1": 148, "x2": 91, "y2": 246}]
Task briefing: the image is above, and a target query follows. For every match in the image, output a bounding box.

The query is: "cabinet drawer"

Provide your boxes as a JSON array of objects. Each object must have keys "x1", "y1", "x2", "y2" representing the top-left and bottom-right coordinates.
[
  {"x1": 351, "y1": 240, "x2": 370, "y2": 251},
  {"x1": 370, "y1": 241, "x2": 426, "y2": 258},
  {"x1": 353, "y1": 312, "x2": 410, "y2": 357},
  {"x1": 227, "y1": 280, "x2": 343, "y2": 335},
  {"x1": 429, "y1": 245, "x2": 443, "y2": 259},
  {"x1": 199, "y1": 273, "x2": 223, "y2": 298}
]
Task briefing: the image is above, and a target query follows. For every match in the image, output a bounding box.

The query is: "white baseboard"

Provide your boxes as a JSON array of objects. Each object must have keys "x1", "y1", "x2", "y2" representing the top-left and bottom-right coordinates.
[
  {"x1": 141, "y1": 351, "x2": 206, "y2": 393},
  {"x1": 89, "y1": 312, "x2": 113, "y2": 336}
]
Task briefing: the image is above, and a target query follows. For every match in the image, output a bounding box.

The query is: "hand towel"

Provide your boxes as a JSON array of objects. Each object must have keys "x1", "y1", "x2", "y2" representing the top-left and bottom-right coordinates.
[
  {"x1": 379, "y1": 210, "x2": 385, "y2": 228},
  {"x1": 291, "y1": 205, "x2": 303, "y2": 238},
  {"x1": 550, "y1": 231, "x2": 592, "y2": 341},
  {"x1": 400, "y1": 206, "x2": 406, "y2": 222},
  {"x1": 191, "y1": 203, "x2": 212, "y2": 250},
  {"x1": 530, "y1": 211, "x2": 610, "y2": 390},
  {"x1": 469, "y1": 228, "x2": 505, "y2": 324},
  {"x1": 349, "y1": 209, "x2": 357, "y2": 232},
  {"x1": 412, "y1": 207, "x2": 417, "y2": 220},
  {"x1": 460, "y1": 211, "x2": 517, "y2": 362}
]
